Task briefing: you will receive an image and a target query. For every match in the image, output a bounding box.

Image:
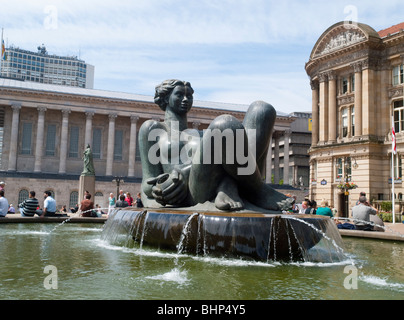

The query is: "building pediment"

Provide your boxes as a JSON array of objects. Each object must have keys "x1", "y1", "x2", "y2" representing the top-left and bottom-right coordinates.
[{"x1": 310, "y1": 22, "x2": 381, "y2": 60}]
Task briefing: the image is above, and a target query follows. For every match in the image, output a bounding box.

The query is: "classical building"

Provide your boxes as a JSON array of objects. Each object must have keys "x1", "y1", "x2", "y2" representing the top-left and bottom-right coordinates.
[
  {"x1": 1, "y1": 45, "x2": 95, "y2": 88},
  {"x1": 0, "y1": 78, "x2": 297, "y2": 210},
  {"x1": 305, "y1": 21, "x2": 404, "y2": 216}
]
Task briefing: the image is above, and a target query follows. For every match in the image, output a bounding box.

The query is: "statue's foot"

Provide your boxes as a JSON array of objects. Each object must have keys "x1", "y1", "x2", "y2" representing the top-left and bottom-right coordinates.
[
  {"x1": 215, "y1": 191, "x2": 244, "y2": 211},
  {"x1": 277, "y1": 197, "x2": 295, "y2": 212},
  {"x1": 214, "y1": 176, "x2": 244, "y2": 211},
  {"x1": 247, "y1": 183, "x2": 290, "y2": 211}
]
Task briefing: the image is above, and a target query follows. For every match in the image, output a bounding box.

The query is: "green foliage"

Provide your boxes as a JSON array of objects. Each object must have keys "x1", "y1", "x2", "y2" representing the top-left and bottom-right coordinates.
[
  {"x1": 380, "y1": 201, "x2": 392, "y2": 212},
  {"x1": 379, "y1": 211, "x2": 403, "y2": 223}
]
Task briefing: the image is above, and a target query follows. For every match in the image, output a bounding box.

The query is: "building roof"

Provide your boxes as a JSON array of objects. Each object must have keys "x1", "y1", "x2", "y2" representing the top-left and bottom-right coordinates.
[
  {"x1": 0, "y1": 78, "x2": 291, "y2": 117},
  {"x1": 378, "y1": 22, "x2": 404, "y2": 38}
]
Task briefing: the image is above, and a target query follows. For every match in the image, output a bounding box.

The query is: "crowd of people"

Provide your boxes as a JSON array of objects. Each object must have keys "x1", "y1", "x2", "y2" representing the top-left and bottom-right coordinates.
[
  {"x1": 283, "y1": 191, "x2": 381, "y2": 231},
  {"x1": 0, "y1": 181, "x2": 143, "y2": 219},
  {"x1": 0, "y1": 179, "x2": 382, "y2": 230}
]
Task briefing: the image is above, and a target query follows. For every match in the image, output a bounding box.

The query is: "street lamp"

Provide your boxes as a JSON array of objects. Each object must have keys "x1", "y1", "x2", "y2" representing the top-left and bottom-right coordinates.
[{"x1": 113, "y1": 177, "x2": 124, "y2": 200}]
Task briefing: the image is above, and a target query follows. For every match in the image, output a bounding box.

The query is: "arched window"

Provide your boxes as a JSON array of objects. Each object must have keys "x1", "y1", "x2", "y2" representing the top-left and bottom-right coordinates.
[
  {"x1": 69, "y1": 191, "x2": 79, "y2": 208},
  {"x1": 18, "y1": 189, "x2": 29, "y2": 205}
]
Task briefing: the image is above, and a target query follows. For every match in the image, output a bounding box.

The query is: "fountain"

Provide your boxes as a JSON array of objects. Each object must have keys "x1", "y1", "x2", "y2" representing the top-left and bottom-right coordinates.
[
  {"x1": 101, "y1": 79, "x2": 348, "y2": 263},
  {"x1": 102, "y1": 208, "x2": 347, "y2": 263}
]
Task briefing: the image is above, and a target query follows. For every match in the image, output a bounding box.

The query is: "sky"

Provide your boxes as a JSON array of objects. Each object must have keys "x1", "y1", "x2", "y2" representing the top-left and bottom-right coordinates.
[{"x1": 0, "y1": 0, "x2": 403, "y2": 114}]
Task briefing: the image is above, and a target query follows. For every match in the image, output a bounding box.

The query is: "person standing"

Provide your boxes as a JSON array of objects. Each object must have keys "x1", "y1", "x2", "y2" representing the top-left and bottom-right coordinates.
[
  {"x1": 19, "y1": 191, "x2": 40, "y2": 217},
  {"x1": 125, "y1": 192, "x2": 134, "y2": 206},
  {"x1": 115, "y1": 195, "x2": 129, "y2": 208},
  {"x1": 108, "y1": 193, "x2": 116, "y2": 216},
  {"x1": 0, "y1": 190, "x2": 9, "y2": 217},
  {"x1": 136, "y1": 192, "x2": 144, "y2": 208}
]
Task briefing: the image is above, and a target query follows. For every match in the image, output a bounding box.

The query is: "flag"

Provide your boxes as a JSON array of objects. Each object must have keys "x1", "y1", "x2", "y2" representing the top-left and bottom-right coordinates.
[
  {"x1": 1, "y1": 39, "x2": 5, "y2": 61},
  {"x1": 392, "y1": 119, "x2": 397, "y2": 155}
]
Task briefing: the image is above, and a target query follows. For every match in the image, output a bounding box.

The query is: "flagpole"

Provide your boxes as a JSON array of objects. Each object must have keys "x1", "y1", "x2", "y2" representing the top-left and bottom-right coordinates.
[
  {"x1": 0, "y1": 28, "x2": 3, "y2": 75},
  {"x1": 392, "y1": 115, "x2": 396, "y2": 224}
]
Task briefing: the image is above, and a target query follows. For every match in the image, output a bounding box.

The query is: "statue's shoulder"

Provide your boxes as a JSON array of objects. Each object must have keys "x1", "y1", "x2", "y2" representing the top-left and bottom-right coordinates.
[{"x1": 139, "y1": 119, "x2": 166, "y2": 136}]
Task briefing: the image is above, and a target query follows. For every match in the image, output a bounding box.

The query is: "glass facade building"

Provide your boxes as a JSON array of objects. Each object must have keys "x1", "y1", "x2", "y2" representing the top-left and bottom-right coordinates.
[{"x1": 0, "y1": 45, "x2": 94, "y2": 88}]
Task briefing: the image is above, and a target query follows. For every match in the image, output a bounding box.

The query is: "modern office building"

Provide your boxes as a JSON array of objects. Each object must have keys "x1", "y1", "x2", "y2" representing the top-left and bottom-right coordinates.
[
  {"x1": 0, "y1": 45, "x2": 94, "y2": 88},
  {"x1": 0, "y1": 79, "x2": 298, "y2": 209},
  {"x1": 305, "y1": 21, "x2": 404, "y2": 216}
]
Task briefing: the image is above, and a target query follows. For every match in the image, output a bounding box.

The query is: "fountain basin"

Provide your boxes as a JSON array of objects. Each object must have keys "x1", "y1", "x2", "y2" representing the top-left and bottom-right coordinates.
[{"x1": 102, "y1": 208, "x2": 346, "y2": 263}]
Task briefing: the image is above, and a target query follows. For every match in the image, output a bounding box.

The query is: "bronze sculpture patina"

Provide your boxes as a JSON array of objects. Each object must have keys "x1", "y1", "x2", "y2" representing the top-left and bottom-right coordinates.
[
  {"x1": 139, "y1": 79, "x2": 293, "y2": 212},
  {"x1": 82, "y1": 144, "x2": 95, "y2": 176}
]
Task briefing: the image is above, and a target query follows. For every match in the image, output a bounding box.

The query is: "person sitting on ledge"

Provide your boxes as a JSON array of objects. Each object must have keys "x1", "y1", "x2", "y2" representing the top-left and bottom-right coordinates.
[
  {"x1": 80, "y1": 194, "x2": 95, "y2": 217},
  {"x1": 139, "y1": 79, "x2": 293, "y2": 212},
  {"x1": 352, "y1": 196, "x2": 379, "y2": 231},
  {"x1": 19, "y1": 191, "x2": 40, "y2": 217},
  {"x1": 38, "y1": 191, "x2": 57, "y2": 217}
]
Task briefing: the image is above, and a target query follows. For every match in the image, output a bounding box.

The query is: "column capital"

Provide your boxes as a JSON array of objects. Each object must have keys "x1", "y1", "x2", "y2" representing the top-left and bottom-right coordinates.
[
  {"x1": 11, "y1": 102, "x2": 22, "y2": 111},
  {"x1": 326, "y1": 70, "x2": 337, "y2": 81},
  {"x1": 85, "y1": 111, "x2": 95, "y2": 119},
  {"x1": 37, "y1": 106, "x2": 47, "y2": 114},
  {"x1": 284, "y1": 128, "x2": 292, "y2": 137},
  {"x1": 310, "y1": 79, "x2": 319, "y2": 90},
  {"x1": 108, "y1": 113, "x2": 118, "y2": 120},
  {"x1": 130, "y1": 115, "x2": 140, "y2": 123},
  {"x1": 61, "y1": 108, "x2": 71, "y2": 115},
  {"x1": 350, "y1": 61, "x2": 363, "y2": 73},
  {"x1": 318, "y1": 72, "x2": 328, "y2": 83}
]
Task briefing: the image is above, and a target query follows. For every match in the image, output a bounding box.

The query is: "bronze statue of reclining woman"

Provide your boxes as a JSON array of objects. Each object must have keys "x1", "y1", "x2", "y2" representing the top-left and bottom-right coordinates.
[{"x1": 139, "y1": 79, "x2": 293, "y2": 212}]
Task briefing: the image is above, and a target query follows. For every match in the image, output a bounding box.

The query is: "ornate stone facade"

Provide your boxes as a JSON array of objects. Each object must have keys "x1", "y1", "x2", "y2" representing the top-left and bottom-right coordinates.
[{"x1": 306, "y1": 21, "x2": 404, "y2": 216}]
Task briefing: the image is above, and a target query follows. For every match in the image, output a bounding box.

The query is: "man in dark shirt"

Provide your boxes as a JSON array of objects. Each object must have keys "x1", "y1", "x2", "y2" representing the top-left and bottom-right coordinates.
[
  {"x1": 19, "y1": 191, "x2": 40, "y2": 217},
  {"x1": 80, "y1": 194, "x2": 95, "y2": 217},
  {"x1": 115, "y1": 195, "x2": 129, "y2": 208}
]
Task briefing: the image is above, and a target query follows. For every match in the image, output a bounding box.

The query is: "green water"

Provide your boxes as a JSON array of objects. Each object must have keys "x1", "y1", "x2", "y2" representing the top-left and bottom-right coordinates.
[{"x1": 0, "y1": 223, "x2": 403, "y2": 300}]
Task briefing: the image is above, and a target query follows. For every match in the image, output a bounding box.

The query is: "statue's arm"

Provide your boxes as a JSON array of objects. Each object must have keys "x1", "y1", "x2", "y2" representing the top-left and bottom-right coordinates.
[{"x1": 139, "y1": 120, "x2": 164, "y2": 198}]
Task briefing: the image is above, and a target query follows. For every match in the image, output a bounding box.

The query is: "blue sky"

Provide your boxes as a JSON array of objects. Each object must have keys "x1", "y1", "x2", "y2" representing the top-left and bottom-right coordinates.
[{"x1": 0, "y1": 0, "x2": 403, "y2": 113}]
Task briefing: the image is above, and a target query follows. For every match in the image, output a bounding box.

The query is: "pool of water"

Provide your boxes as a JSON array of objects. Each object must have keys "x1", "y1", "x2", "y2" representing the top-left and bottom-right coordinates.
[{"x1": 0, "y1": 223, "x2": 403, "y2": 300}]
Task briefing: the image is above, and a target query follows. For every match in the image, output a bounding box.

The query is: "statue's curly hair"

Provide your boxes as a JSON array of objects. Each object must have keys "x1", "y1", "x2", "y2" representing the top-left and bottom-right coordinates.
[{"x1": 154, "y1": 79, "x2": 194, "y2": 111}]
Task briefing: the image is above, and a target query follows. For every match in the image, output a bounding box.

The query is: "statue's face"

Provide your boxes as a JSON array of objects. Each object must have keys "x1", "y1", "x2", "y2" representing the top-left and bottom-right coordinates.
[{"x1": 168, "y1": 85, "x2": 193, "y2": 115}]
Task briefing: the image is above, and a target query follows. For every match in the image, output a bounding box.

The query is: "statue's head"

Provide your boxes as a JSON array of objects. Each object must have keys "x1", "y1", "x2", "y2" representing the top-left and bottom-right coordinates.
[{"x1": 154, "y1": 79, "x2": 194, "y2": 114}]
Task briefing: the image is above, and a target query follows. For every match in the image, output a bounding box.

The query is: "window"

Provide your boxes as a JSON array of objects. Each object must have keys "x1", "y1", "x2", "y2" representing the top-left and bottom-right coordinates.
[
  {"x1": 45, "y1": 124, "x2": 56, "y2": 156},
  {"x1": 393, "y1": 65, "x2": 404, "y2": 86},
  {"x1": 92, "y1": 128, "x2": 102, "y2": 159},
  {"x1": 351, "y1": 106, "x2": 355, "y2": 137},
  {"x1": 394, "y1": 100, "x2": 404, "y2": 133},
  {"x1": 342, "y1": 77, "x2": 348, "y2": 94},
  {"x1": 69, "y1": 126, "x2": 79, "y2": 158},
  {"x1": 18, "y1": 189, "x2": 29, "y2": 205},
  {"x1": 351, "y1": 75, "x2": 355, "y2": 92},
  {"x1": 393, "y1": 155, "x2": 402, "y2": 180},
  {"x1": 114, "y1": 129, "x2": 123, "y2": 160},
  {"x1": 336, "y1": 157, "x2": 352, "y2": 182},
  {"x1": 69, "y1": 191, "x2": 78, "y2": 208},
  {"x1": 342, "y1": 108, "x2": 348, "y2": 137},
  {"x1": 21, "y1": 122, "x2": 33, "y2": 155}
]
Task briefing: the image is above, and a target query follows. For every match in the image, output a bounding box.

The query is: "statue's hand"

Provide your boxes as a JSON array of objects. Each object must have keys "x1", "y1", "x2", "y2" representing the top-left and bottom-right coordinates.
[{"x1": 148, "y1": 170, "x2": 188, "y2": 206}]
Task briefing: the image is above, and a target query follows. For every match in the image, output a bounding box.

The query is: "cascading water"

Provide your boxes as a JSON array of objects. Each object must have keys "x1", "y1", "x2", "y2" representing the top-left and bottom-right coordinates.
[{"x1": 100, "y1": 209, "x2": 348, "y2": 263}]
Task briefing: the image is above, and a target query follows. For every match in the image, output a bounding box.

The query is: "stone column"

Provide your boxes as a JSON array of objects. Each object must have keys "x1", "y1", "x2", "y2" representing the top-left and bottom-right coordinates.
[
  {"x1": 328, "y1": 72, "x2": 337, "y2": 143},
  {"x1": 128, "y1": 115, "x2": 139, "y2": 177},
  {"x1": 34, "y1": 107, "x2": 47, "y2": 172},
  {"x1": 58, "y1": 109, "x2": 70, "y2": 174},
  {"x1": 352, "y1": 62, "x2": 363, "y2": 137},
  {"x1": 283, "y1": 129, "x2": 291, "y2": 185},
  {"x1": 318, "y1": 72, "x2": 329, "y2": 143},
  {"x1": 273, "y1": 131, "x2": 281, "y2": 184},
  {"x1": 8, "y1": 103, "x2": 21, "y2": 171},
  {"x1": 84, "y1": 111, "x2": 95, "y2": 147},
  {"x1": 310, "y1": 80, "x2": 319, "y2": 146},
  {"x1": 106, "y1": 113, "x2": 117, "y2": 176},
  {"x1": 265, "y1": 134, "x2": 273, "y2": 184}
]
